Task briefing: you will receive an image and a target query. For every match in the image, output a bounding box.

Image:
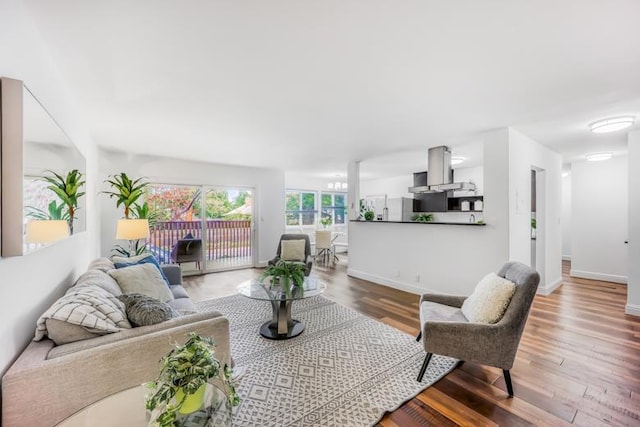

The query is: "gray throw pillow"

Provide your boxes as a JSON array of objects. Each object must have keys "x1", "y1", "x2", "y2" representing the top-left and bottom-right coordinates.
[{"x1": 117, "y1": 293, "x2": 179, "y2": 327}]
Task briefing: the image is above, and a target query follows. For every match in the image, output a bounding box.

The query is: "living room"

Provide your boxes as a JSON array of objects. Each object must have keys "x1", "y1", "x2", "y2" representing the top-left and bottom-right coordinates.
[{"x1": 1, "y1": 1, "x2": 639, "y2": 426}]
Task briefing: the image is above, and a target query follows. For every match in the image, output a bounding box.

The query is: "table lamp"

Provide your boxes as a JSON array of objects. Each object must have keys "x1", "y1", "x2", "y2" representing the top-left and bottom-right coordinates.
[
  {"x1": 115, "y1": 219, "x2": 150, "y2": 255},
  {"x1": 26, "y1": 220, "x2": 70, "y2": 245}
]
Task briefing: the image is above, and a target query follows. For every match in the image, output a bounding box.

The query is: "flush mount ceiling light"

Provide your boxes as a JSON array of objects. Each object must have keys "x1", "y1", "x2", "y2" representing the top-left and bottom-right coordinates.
[
  {"x1": 451, "y1": 157, "x2": 465, "y2": 165},
  {"x1": 585, "y1": 152, "x2": 613, "y2": 162},
  {"x1": 589, "y1": 116, "x2": 635, "y2": 133}
]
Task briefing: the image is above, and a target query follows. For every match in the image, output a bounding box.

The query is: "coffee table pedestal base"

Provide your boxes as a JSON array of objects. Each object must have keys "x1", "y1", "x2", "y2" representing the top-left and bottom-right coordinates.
[
  {"x1": 259, "y1": 298, "x2": 305, "y2": 340},
  {"x1": 260, "y1": 320, "x2": 304, "y2": 340}
]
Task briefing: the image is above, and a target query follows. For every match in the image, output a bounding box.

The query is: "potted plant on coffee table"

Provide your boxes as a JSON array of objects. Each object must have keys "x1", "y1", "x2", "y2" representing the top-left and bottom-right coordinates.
[
  {"x1": 145, "y1": 333, "x2": 240, "y2": 427},
  {"x1": 259, "y1": 259, "x2": 306, "y2": 296}
]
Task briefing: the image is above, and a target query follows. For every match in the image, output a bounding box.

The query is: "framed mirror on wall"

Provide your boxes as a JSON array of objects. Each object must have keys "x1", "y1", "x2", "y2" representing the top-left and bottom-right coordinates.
[{"x1": 0, "y1": 77, "x2": 86, "y2": 257}]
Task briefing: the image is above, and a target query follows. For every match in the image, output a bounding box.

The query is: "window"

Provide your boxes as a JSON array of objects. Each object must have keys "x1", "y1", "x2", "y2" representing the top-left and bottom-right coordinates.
[
  {"x1": 24, "y1": 177, "x2": 59, "y2": 221},
  {"x1": 321, "y1": 192, "x2": 347, "y2": 225},
  {"x1": 285, "y1": 190, "x2": 316, "y2": 226}
]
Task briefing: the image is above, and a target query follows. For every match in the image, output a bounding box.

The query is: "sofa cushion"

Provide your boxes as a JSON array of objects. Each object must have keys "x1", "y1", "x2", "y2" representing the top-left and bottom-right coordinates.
[
  {"x1": 117, "y1": 293, "x2": 179, "y2": 327},
  {"x1": 87, "y1": 257, "x2": 116, "y2": 273},
  {"x1": 170, "y1": 285, "x2": 191, "y2": 300},
  {"x1": 35, "y1": 284, "x2": 131, "y2": 342},
  {"x1": 167, "y1": 298, "x2": 198, "y2": 315},
  {"x1": 112, "y1": 253, "x2": 170, "y2": 286},
  {"x1": 108, "y1": 263, "x2": 174, "y2": 303},
  {"x1": 281, "y1": 239, "x2": 306, "y2": 261},
  {"x1": 420, "y1": 301, "x2": 468, "y2": 326},
  {"x1": 461, "y1": 272, "x2": 516, "y2": 324},
  {"x1": 45, "y1": 319, "x2": 100, "y2": 345},
  {"x1": 73, "y1": 269, "x2": 122, "y2": 296}
]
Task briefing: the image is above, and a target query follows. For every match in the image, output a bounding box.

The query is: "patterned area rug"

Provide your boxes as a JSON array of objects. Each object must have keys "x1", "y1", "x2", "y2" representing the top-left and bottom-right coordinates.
[{"x1": 196, "y1": 295, "x2": 457, "y2": 427}]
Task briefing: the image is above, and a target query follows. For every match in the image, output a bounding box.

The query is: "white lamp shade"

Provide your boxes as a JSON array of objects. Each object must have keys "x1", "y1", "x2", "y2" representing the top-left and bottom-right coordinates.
[
  {"x1": 116, "y1": 219, "x2": 150, "y2": 240},
  {"x1": 26, "y1": 220, "x2": 70, "y2": 244}
]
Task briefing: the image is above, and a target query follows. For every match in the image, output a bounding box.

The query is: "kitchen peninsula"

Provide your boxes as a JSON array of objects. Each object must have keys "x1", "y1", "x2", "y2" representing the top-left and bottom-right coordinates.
[
  {"x1": 351, "y1": 220, "x2": 486, "y2": 226},
  {"x1": 347, "y1": 217, "x2": 505, "y2": 297}
]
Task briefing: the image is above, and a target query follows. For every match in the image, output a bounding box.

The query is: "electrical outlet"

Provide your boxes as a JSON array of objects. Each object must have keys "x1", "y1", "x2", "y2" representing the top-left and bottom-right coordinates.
[
  {"x1": 393, "y1": 269, "x2": 400, "y2": 278},
  {"x1": 414, "y1": 275, "x2": 420, "y2": 283}
]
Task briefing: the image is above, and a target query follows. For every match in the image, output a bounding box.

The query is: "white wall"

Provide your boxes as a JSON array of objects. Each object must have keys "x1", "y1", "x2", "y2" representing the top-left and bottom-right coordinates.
[
  {"x1": 0, "y1": 0, "x2": 99, "y2": 374},
  {"x1": 627, "y1": 131, "x2": 640, "y2": 315},
  {"x1": 570, "y1": 156, "x2": 628, "y2": 284},
  {"x1": 348, "y1": 129, "x2": 510, "y2": 295},
  {"x1": 360, "y1": 175, "x2": 413, "y2": 199},
  {"x1": 561, "y1": 172, "x2": 572, "y2": 260},
  {"x1": 99, "y1": 150, "x2": 284, "y2": 266},
  {"x1": 508, "y1": 128, "x2": 563, "y2": 293}
]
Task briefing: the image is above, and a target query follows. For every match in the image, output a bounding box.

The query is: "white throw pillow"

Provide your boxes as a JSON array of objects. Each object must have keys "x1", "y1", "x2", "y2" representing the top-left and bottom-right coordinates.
[
  {"x1": 281, "y1": 239, "x2": 306, "y2": 261},
  {"x1": 461, "y1": 272, "x2": 516, "y2": 324},
  {"x1": 108, "y1": 264, "x2": 174, "y2": 303}
]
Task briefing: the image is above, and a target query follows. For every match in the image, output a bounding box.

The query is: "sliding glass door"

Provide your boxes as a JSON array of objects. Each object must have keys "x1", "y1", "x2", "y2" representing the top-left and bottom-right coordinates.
[
  {"x1": 146, "y1": 183, "x2": 254, "y2": 274},
  {"x1": 203, "y1": 187, "x2": 253, "y2": 271}
]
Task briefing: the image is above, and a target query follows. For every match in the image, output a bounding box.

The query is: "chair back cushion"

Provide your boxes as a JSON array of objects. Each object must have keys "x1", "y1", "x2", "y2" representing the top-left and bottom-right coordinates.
[
  {"x1": 461, "y1": 273, "x2": 516, "y2": 323},
  {"x1": 315, "y1": 230, "x2": 332, "y2": 249},
  {"x1": 277, "y1": 234, "x2": 311, "y2": 257},
  {"x1": 281, "y1": 239, "x2": 307, "y2": 261}
]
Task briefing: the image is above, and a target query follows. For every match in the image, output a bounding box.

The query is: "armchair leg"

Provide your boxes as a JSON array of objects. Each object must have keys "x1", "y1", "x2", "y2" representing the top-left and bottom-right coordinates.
[
  {"x1": 416, "y1": 331, "x2": 422, "y2": 342},
  {"x1": 503, "y1": 369, "x2": 514, "y2": 398},
  {"x1": 417, "y1": 352, "x2": 433, "y2": 382}
]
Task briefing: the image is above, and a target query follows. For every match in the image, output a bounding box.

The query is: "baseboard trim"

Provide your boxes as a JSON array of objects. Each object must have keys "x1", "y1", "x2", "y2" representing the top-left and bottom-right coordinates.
[
  {"x1": 625, "y1": 304, "x2": 640, "y2": 316},
  {"x1": 537, "y1": 277, "x2": 563, "y2": 296},
  {"x1": 570, "y1": 269, "x2": 627, "y2": 284},
  {"x1": 562, "y1": 255, "x2": 571, "y2": 261},
  {"x1": 347, "y1": 269, "x2": 424, "y2": 295}
]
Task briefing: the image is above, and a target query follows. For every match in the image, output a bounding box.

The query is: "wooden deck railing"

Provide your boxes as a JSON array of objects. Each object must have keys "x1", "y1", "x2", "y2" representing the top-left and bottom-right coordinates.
[{"x1": 149, "y1": 220, "x2": 252, "y2": 264}]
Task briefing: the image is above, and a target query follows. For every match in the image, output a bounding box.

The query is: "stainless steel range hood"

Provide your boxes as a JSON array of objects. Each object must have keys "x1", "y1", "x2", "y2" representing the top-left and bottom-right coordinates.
[{"x1": 408, "y1": 146, "x2": 476, "y2": 193}]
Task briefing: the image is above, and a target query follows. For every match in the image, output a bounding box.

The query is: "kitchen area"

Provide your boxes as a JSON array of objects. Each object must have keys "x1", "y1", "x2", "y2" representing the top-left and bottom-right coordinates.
[
  {"x1": 348, "y1": 138, "x2": 511, "y2": 296},
  {"x1": 359, "y1": 145, "x2": 485, "y2": 226}
]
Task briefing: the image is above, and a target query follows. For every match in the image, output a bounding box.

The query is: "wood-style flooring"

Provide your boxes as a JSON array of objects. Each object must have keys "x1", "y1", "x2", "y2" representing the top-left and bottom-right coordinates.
[{"x1": 183, "y1": 258, "x2": 640, "y2": 426}]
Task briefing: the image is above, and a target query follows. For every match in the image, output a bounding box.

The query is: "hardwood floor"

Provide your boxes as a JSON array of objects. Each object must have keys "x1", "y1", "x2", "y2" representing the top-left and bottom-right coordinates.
[{"x1": 183, "y1": 258, "x2": 640, "y2": 426}]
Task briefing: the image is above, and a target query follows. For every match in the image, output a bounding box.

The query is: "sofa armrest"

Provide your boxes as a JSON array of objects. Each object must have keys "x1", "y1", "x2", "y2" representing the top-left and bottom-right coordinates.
[
  {"x1": 420, "y1": 293, "x2": 467, "y2": 308},
  {"x1": 2, "y1": 314, "x2": 230, "y2": 427},
  {"x1": 161, "y1": 264, "x2": 182, "y2": 286}
]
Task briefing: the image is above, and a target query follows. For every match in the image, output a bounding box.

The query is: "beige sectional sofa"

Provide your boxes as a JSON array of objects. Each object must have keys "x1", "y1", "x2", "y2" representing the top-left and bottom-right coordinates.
[{"x1": 1, "y1": 258, "x2": 230, "y2": 427}]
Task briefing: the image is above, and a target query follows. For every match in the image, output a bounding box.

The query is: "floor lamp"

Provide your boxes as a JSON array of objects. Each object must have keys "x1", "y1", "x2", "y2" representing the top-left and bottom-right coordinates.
[{"x1": 115, "y1": 219, "x2": 150, "y2": 255}]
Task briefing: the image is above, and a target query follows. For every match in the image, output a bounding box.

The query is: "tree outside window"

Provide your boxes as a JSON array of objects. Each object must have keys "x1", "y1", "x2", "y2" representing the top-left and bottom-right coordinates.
[
  {"x1": 321, "y1": 192, "x2": 347, "y2": 225},
  {"x1": 286, "y1": 190, "x2": 316, "y2": 226}
]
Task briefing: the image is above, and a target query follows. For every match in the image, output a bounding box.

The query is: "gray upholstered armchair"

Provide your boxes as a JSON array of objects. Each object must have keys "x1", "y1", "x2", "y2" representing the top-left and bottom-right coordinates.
[
  {"x1": 416, "y1": 261, "x2": 539, "y2": 397},
  {"x1": 268, "y1": 234, "x2": 313, "y2": 276}
]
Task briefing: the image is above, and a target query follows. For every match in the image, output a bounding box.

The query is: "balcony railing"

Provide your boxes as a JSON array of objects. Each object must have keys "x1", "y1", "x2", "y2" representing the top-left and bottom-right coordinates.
[{"x1": 149, "y1": 220, "x2": 252, "y2": 265}]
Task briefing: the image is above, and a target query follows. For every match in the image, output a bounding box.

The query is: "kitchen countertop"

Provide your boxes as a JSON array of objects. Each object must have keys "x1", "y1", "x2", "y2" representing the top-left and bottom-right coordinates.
[{"x1": 350, "y1": 220, "x2": 486, "y2": 226}]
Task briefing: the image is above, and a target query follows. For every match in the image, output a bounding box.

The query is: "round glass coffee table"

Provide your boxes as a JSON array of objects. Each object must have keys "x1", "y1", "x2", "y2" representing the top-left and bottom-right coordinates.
[{"x1": 237, "y1": 277, "x2": 326, "y2": 340}]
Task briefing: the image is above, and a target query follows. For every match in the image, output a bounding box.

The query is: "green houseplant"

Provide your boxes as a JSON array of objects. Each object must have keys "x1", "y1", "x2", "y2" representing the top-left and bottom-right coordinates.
[
  {"x1": 103, "y1": 172, "x2": 149, "y2": 219},
  {"x1": 364, "y1": 210, "x2": 375, "y2": 221},
  {"x1": 260, "y1": 259, "x2": 306, "y2": 294},
  {"x1": 320, "y1": 216, "x2": 332, "y2": 228},
  {"x1": 29, "y1": 169, "x2": 85, "y2": 234},
  {"x1": 25, "y1": 200, "x2": 69, "y2": 222},
  {"x1": 145, "y1": 333, "x2": 240, "y2": 427},
  {"x1": 103, "y1": 173, "x2": 156, "y2": 257},
  {"x1": 412, "y1": 213, "x2": 434, "y2": 223}
]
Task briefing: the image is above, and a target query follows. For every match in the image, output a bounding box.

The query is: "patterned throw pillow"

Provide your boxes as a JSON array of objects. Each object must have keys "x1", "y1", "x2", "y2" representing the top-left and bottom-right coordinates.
[
  {"x1": 461, "y1": 272, "x2": 516, "y2": 324},
  {"x1": 117, "y1": 293, "x2": 179, "y2": 327}
]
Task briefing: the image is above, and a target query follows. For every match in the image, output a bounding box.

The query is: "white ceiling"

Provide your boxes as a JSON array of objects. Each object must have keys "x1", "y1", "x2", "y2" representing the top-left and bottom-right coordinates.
[{"x1": 24, "y1": 0, "x2": 640, "y2": 179}]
